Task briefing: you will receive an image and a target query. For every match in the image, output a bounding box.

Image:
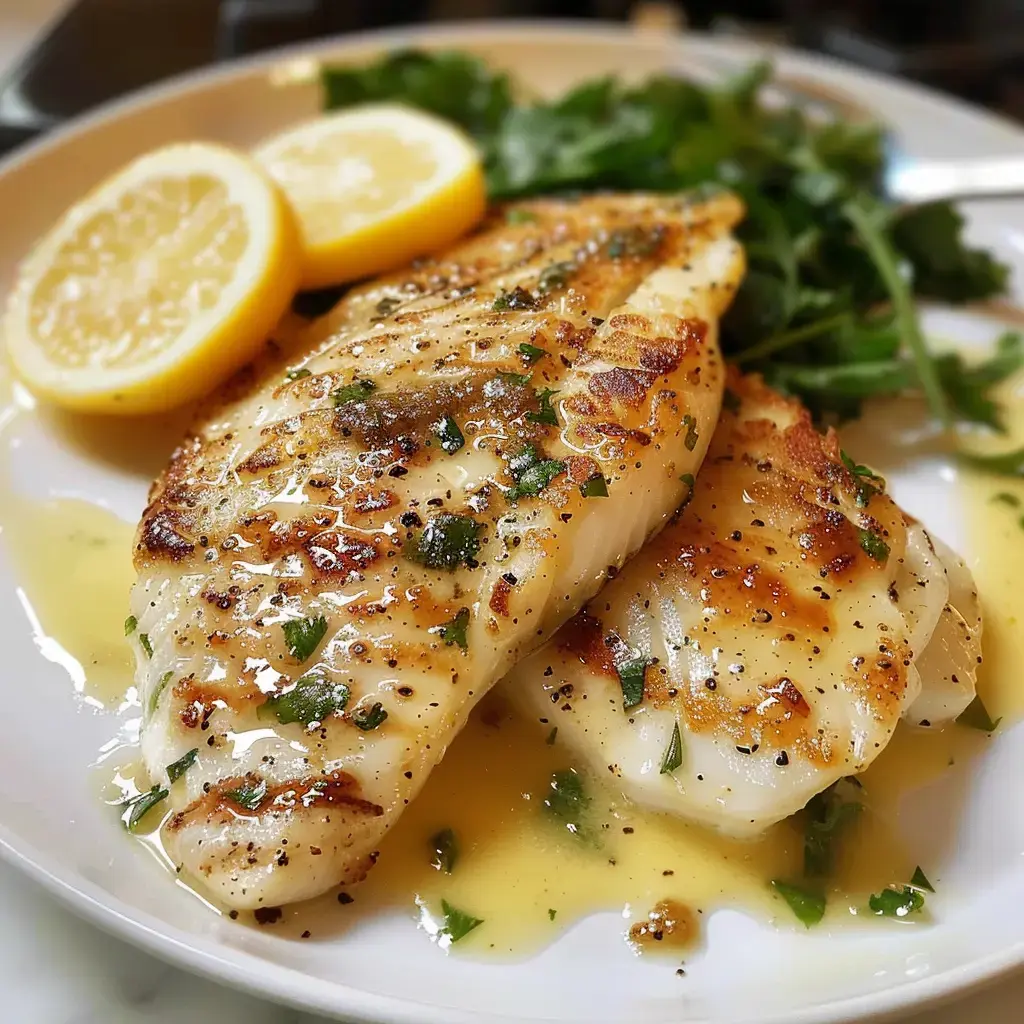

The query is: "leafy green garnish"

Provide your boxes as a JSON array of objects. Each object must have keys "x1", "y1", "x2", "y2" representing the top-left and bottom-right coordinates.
[
  {"x1": 580, "y1": 473, "x2": 609, "y2": 498},
  {"x1": 682, "y1": 415, "x2": 699, "y2": 451},
  {"x1": 910, "y1": 866, "x2": 935, "y2": 893},
  {"x1": 505, "y1": 444, "x2": 566, "y2": 501},
  {"x1": 436, "y1": 608, "x2": 471, "y2": 651},
  {"x1": 546, "y1": 727, "x2": 558, "y2": 745},
  {"x1": 286, "y1": 367, "x2": 312, "y2": 382},
  {"x1": 518, "y1": 342, "x2": 548, "y2": 364},
  {"x1": 956, "y1": 694, "x2": 1001, "y2": 732},
  {"x1": 150, "y1": 671, "x2": 173, "y2": 717},
  {"x1": 430, "y1": 828, "x2": 458, "y2": 874},
  {"x1": 856, "y1": 528, "x2": 890, "y2": 563},
  {"x1": 771, "y1": 880, "x2": 826, "y2": 927},
  {"x1": 225, "y1": 777, "x2": 268, "y2": 812},
  {"x1": 495, "y1": 370, "x2": 532, "y2": 387},
  {"x1": 493, "y1": 286, "x2": 536, "y2": 311},
  {"x1": 440, "y1": 899, "x2": 483, "y2": 943},
  {"x1": 527, "y1": 387, "x2": 559, "y2": 427},
  {"x1": 124, "y1": 786, "x2": 168, "y2": 833},
  {"x1": 333, "y1": 379, "x2": 377, "y2": 406},
  {"x1": 679, "y1": 473, "x2": 696, "y2": 511},
  {"x1": 408, "y1": 513, "x2": 484, "y2": 570},
  {"x1": 868, "y1": 884, "x2": 925, "y2": 918},
  {"x1": 543, "y1": 768, "x2": 590, "y2": 839},
  {"x1": 991, "y1": 491, "x2": 1021, "y2": 507},
  {"x1": 660, "y1": 721, "x2": 683, "y2": 775},
  {"x1": 259, "y1": 675, "x2": 349, "y2": 726},
  {"x1": 548, "y1": 908, "x2": 557, "y2": 921},
  {"x1": 139, "y1": 633, "x2": 153, "y2": 658},
  {"x1": 124, "y1": 615, "x2": 137, "y2": 636},
  {"x1": 616, "y1": 656, "x2": 649, "y2": 710},
  {"x1": 840, "y1": 449, "x2": 884, "y2": 507},
  {"x1": 538, "y1": 260, "x2": 575, "y2": 294},
  {"x1": 351, "y1": 701, "x2": 388, "y2": 731},
  {"x1": 434, "y1": 414, "x2": 465, "y2": 454},
  {"x1": 166, "y1": 748, "x2": 198, "y2": 784},
  {"x1": 282, "y1": 615, "x2": 328, "y2": 663},
  {"x1": 803, "y1": 780, "x2": 862, "y2": 877}
]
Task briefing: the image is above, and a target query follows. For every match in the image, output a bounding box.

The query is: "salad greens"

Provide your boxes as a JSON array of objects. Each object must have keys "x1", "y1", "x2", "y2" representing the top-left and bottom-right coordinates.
[{"x1": 322, "y1": 50, "x2": 1018, "y2": 428}]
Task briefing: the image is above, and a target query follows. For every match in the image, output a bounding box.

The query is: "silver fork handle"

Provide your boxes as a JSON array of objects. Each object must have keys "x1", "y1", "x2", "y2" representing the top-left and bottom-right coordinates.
[{"x1": 887, "y1": 156, "x2": 1024, "y2": 205}]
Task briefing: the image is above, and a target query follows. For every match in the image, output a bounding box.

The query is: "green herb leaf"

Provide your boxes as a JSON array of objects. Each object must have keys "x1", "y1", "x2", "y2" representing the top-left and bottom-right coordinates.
[
  {"x1": 505, "y1": 444, "x2": 566, "y2": 502},
  {"x1": 351, "y1": 701, "x2": 388, "y2": 731},
  {"x1": 868, "y1": 884, "x2": 925, "y2": 918},
  {"x1": 225, "y1": 777, "x2": 268, "y2": 812},
  {"x1": 259, "y1": 675, "x2": 350, "y2": 726},
  {"x1": 616, "y1": 656, "x2": 650, "y2": 710},
  {"x1": 546, "y1": 726, "x2": 558, "y2": 745},
  {"x1": 430, "y1": 828, "x2": 458, "y2": 874},
  {"x1": 682, "y1": 414, "x2": 699, "y2": 451},
  {"x1": 548, "y1": 908, "x2": 557, "y2": 920},
  {"x1": 150, "y1": 671, "x2": 173, "y2": 717},
  {"x1": 956, "y1": 694, "x2": 1001, "y2": 732},
  {"x1": 434, "y1": 414, "x2": 465, "y2": 454},
  {"x1": 580, "y1": 473, "x2": 609, "y2": 498},
  {"x1": 436, "y1": 607, "x2": 471, "y2": 651},
  {"x1": 991, "y1": 492, "x2": 1021, "y2": 507},
  {"x1": 495, "y1": 370, "x2": 532, "y2": 387},
  {"x1": 526, "y1": 387, "x2": 560, "y2": 427},
  {"x1": 910, "y1": 866, "x2": 935, "y2": 893},
  {"x1": 286, "y1": 368, "x2": 312, "y2": 382},
  {"x1": 803, "y1": 779, "x2": 862, "y2": 877},
  {"x1": 282, "y1": 615, "x2": 328, "y2": 663},
  {"x1": 124, "y1": 785, "x2": 168, "y2": 833},
  {"x1": 440, "y1": 899, "x2": 484, "y2": 943},
  {"x1": 771, "y1": 880, "x2": 826, "y2": 927},
  {"x1": 139, "y1": 633, "x2": 153, "y2": 658},
  {"x1": 841, "y1": 449, "x2": 884, "y2": 507},
  {"x1": 375, "y1": 295, "x2": 402, "y2": 317},
  {"x1": 680, "y1": 472, "x2": 696, "y2": 511},
  {"x1": 543, "y1": 768, "x2": 590, "y2": 839},
  {"x1": 408, "y1": 513, "x2": 484, "y2": 570},
  {"x1": 166, "y1": 748, "x2": 198, "y2": 784},
  {"x1": 518, "y1": 342, "x2": 548, "y2": 364},
  {"x1": 856, "y1": 527, "x2": 890, "y2": 563},
  {"x1": 538, "y1": 260, "x2": 575, "y2": 294},
  {"x1": 493, "y1": 286, "x2": 537, "y2": 311},
  {"x1": 660, "y1": 721, "x2": 683, "y2": 774},
  {"x1": 124, "y1": 615, "x2": 137, "y2": 636},
  {"x1": 333, "y1": 379, "x2": 377, "y2": 406}
]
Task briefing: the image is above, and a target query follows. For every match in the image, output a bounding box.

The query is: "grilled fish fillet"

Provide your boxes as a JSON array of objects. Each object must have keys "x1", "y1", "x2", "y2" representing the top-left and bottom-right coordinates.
[
  {"x1": 131, "y1": 190, "x2": 745, "y2": 908},
  {"x1": 503, "y1": 372, "x2": 981, "y2": 837}
]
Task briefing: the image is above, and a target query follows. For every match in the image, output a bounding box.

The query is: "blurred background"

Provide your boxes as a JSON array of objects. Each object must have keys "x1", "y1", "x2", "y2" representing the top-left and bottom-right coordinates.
[{"x1": 1, "y1": 0, "x2": 1023, "y2": 157}]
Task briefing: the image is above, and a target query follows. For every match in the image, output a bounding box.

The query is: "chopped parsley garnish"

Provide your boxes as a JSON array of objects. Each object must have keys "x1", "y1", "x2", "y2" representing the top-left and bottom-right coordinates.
[
  {"x1": 607, "y1": 225, "x2": 662, "y2": 259},
  {"x1": 682, "y1": 414, "x2": 699, "y2": 451},
  {"x1": 492, "y1": 286, "x2": 537, "y2": 311},
  {"x1": 680, "y1": 472, "x2": 696, "y2": 511},
  {"x1": 546, "y1": 726, "x2": 558, "y2": 745},
  {"x1": 538, "y1": 260, "x2": 575, "y2": 294},
  {"x1": 527, "y1": 387, "x2": 560, "y2": 427},
  {"x1": 124, "y1": 615, "x2": 137, "y2": 636},
  {"x1": 506, "y1": 209, "x2": 538, "y2": 225},
  {"x1": 856, "y1": 527, "x2": 890, "y2": 563},
  {"x1": 434, "y1": 414, "x2": 465, "y2": 454},
  {"x1": 991, "y1": 491, "x2": 1021, "y2": 507},
  {"x1": 124, "y1": 785, "x2": 168, "y2": 833},
  {"x1": 616, "y1": 656, "x2": 650, "y2": 710},
  {"x1": 868, "y1": 884, "x2": 925, "y2": 918},
  {"x1": 430, "y1": 828, "x2": 458, "y2": 874},
  {"x1": 225, "y1": 777, "x2": 268, "y2": 812},
  {"x1": 518, "y1": 342, "x2": 548, "y2": 364},
  {"x1": 548, "y1": 908, "x2": 557, "y2": 921},
  {"x1": 956, "y1": 694, "x2": 1001, "y2": 732},
  {"x1": 139, "y1": 633, "x2": 153, "y2": 658},
  {"x1": 771, "y1": 880, "x2": 826, "y2": 927},
  {"x1": 286, "y1": 367, "x2": 312, "y2": 382},
  {"x1": 660, "y1": 721, "x2": 683, "y2": 775},
  {"x1": 543, "y1": 768, "x2": 590, "y2": 839},
  {"x1": 149, "y1": 671, "x2": 174, "y2": 717},
  {"x1": 259, "y1": 675, "x2": 350, "y2": 726},
  {"x1": 910, "y1": 866, "x2": 935, "y2": 893},
  {"x1": 495, "y1": 370, "x2": 532, "y2": 387},
  {"x1": 375, "y1": 295, "x2": 402, "y2": 317},
  {"x1": 408, "y1": 513, "x2": 484, "y2": 570},
  {"x1": 282, "y1": 615, "x2": 328, "y2": 663},
  {"x1": 166, "y1": 748, "x2": 198, "y2": 784},
  {"x1": 436, "y1": 607, "x2": 471, "y2": 651},
  {"x1": 440, "y1": 899, "x2": 483, "y2": 943},
  {"x1": 332, "y1": 379, "x2": 377, "y2": 406},
  {"x1": 505, "y1": 444, "x2": 566, "y2": 502},
  {"x1": 580, "y1": 473, "x2": 608, "y2": 498},
  {"x1": 841, "y1": 450, "x2": 884, "y2": 507},
  {"x1": 351, "y1": 701, "x2": 388, "y2": 731},
  {"x1": 803, "y1": 779, "x2": 862, "y2": 877}
]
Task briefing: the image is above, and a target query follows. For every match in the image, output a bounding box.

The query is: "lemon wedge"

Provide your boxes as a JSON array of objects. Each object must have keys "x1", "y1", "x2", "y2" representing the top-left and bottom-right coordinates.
[
  {"x1": 5, "y1": 142, "x2": 300, "y2": 415},
  {"x1": 253, "y1": 104, "x2": 486, "y2": 289}
]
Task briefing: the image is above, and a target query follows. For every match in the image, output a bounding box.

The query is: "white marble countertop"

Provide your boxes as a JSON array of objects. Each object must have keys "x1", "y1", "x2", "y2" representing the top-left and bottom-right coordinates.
[{"x1": 1, "y1": 4, "x2": 1023, "y2": 1022}]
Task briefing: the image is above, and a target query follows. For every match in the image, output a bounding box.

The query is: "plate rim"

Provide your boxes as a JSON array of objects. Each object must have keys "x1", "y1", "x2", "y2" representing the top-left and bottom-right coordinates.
[{"x1": 2, "y1": 18, "x2": 1023, "y2": 1024}]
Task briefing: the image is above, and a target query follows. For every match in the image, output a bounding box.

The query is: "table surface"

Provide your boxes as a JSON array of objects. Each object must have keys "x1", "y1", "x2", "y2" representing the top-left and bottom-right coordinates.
[{"x1": 1, "y1": 3, "x2": 1023, "y2": 1022}]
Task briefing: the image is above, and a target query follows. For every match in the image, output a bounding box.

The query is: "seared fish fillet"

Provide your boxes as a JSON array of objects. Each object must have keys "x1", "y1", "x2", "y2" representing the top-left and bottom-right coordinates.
[
  {"x1": 131, "y1": 190, "x2": 745, "y2": 908},
  {"x1": 504, "y1": 372, "x2": 981, "y2": 837}
]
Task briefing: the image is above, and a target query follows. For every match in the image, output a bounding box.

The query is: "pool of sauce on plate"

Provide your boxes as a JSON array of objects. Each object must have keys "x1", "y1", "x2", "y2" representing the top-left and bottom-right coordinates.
[{"x1": 1, "y1": 386, "x2": 1022, "y2": 957}]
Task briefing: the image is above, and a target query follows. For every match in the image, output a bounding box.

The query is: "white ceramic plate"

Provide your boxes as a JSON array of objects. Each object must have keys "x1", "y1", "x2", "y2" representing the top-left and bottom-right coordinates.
[{"x1": 1, "y1": 21, "x2": 1023, "y2": 1024}]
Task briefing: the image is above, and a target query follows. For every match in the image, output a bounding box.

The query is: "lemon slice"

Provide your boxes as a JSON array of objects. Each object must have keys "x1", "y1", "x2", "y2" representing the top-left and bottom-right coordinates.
[
  {"x1": 5, "y1": 142, "x2": 300, "y2": 415},
  {"x1": 253, "y1": 104, "x2": 486, "y2": 289}
]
